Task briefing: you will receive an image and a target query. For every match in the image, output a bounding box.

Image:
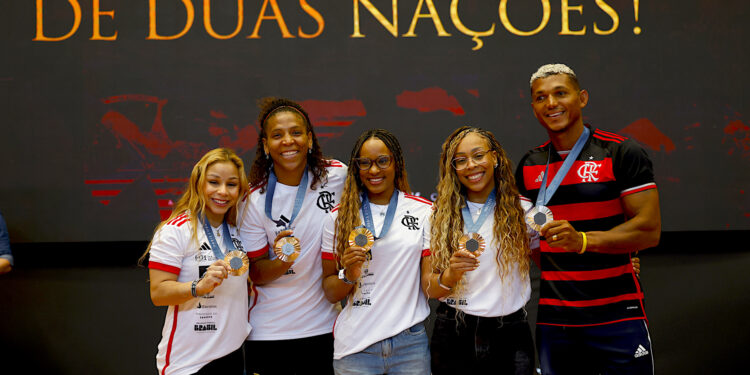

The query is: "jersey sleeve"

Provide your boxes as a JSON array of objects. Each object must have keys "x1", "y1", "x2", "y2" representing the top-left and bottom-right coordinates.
[
  {"x1": 320, "y1": 213, "x2": 337, "y2": 262},
  {"x1": 614, "y1": 139, "x2": 656, "y2": 197},
  {"x1": 148, "y1": 224, "x2": 189, "y2": 275},
  {"x1": 238, "y1": 197, "x2": 271, "y2": 258},
  {"x1": 514, "y1": 155, "x2": 531, "y2": 201}
]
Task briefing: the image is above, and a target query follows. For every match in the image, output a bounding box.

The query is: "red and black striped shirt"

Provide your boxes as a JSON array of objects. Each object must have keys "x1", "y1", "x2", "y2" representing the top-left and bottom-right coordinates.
[{"x1": 515, "y1": 125, "x2": 656, "y2": 326}]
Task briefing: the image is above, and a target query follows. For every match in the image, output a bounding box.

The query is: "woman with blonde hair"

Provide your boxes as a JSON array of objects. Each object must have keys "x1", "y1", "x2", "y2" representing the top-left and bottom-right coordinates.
[
  {"x1": 321, "y1": 128, "x2": 432, "y2": 374},
  {"x1": 422, "y1": 126, "x2": 536, "y2": 374},
  {"x1": 143, "y1": 147, "x2": 251, "y2": 375}
]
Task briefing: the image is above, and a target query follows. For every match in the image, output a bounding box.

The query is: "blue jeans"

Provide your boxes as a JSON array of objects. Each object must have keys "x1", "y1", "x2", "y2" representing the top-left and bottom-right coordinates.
[{"x1": 333, "y1": 322, "x2": 430, "y2": 375}]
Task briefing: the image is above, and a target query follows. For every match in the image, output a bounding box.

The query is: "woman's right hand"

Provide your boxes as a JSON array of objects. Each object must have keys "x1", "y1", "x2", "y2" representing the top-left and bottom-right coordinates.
[
  {"x1": 195, "y1": 259, "x2": 231, "y2": 296},
  {"x1": 340, "y1": 246, "x2": 368, "y2": 281},
  {"x1": 442, "y1": 249, "x2": 480, "y2": 286}
]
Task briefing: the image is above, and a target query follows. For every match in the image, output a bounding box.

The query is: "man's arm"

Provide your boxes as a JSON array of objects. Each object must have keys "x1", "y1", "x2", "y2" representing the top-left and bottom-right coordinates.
[{"x1": 542, "y1": 188, "x2": 661, "y2": 254}]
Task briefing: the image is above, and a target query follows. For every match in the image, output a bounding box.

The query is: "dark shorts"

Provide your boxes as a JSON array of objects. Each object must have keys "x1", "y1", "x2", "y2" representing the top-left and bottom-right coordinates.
[{"x1": 244, "y1": 333, "x2": 334, "y2": 375}]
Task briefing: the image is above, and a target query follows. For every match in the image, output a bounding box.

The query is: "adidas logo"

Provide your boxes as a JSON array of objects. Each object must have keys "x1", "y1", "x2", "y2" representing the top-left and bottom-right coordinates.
[
  {"x1": 535, "y1": 171, "x2": 545, "y2": 183},
  {"x1": 634, "y1": 344, "x2": 649, "y2": 358},
  {"x1": 200, "y1": 242, "x2": 211, "y2": 250}
]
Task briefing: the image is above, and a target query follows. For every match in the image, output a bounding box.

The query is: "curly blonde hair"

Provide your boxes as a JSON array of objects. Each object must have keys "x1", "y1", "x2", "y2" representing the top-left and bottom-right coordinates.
[
  {"x1": 140, "y1": 148, "x2": 249, "y2": 264},
  {"x1": 430, "y1": 127, "x2": 530, "y2": 292},
  {"x1": 333, "y1": 129, "x2": 411, "y2": 271}
]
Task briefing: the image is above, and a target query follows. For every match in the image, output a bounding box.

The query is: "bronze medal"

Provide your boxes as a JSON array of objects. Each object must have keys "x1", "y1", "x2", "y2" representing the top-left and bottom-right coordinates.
[
  {"x1": 526, "y1": 205, "x2": 553, "y2": 233},
  {"x1": 274, "y1": 236, "x2": 301, "y2": 262},
  {"x1": 348, "y1": 227, "x2": 374, "y2": 251},
  {"x1": 224, "y1": 250, "x2": 249, "y2": 276},
  {"x1": 458, "y1": 232, "x2": 486, "y2": 257}
]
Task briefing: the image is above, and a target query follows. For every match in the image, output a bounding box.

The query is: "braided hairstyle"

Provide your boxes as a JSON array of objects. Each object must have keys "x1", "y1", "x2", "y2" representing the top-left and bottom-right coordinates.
[
  {"x1": 333, "y1": 129, "x2": 411, "y2": 264},
  {"x1": 430, "y1": 126, "x2": 530, "y2": 293},
  {"x1": 247, "y1": 97, "x2": 328, "y2": 192}
]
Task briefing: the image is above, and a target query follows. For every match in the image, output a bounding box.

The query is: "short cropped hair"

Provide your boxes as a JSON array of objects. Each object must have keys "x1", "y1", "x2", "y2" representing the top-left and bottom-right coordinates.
[{"x1": 529, "y1": 63, "x2": 580, "y2": 90}]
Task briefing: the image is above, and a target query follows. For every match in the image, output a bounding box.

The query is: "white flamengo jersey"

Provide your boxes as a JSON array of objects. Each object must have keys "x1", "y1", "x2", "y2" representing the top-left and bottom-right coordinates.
[
  {"x1": 239, "y1": 161, "x2": 347, "y2": 340},
  {"x1": 148, "y1": 212, "x2": 251, "y2": 375},
  {"x1": 437, "y1": 198, "x2": 537, "y2": 317},
  {"x1": 321, "y1": 191, "x2": 432, "y2": 359}
]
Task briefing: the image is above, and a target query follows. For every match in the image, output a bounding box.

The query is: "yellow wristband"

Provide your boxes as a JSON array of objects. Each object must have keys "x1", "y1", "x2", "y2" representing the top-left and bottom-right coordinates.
[{"x1": 579, "y1": 232, "x2": 587, "y2": 254}]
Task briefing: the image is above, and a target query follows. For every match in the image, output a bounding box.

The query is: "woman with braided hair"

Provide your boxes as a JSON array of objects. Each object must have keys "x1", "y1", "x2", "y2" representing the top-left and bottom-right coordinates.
[
  {"x1": 239, "y1": 97, "x2": 347, "y2": 374},
  {"x1": 321, "y1": 128, "x2": 432, "y2": 374},
  {"x1": 422, "y1": 126, "x2": 537, "y2": 374}
]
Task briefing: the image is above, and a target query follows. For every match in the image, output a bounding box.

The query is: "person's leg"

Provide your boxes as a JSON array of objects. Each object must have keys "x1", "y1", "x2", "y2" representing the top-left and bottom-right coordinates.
[
  {"x1": 333, "y1": 339, "x2": 386, "y2": 375},
  {"x1": 480, "y1": 309, "x2": 535, "y2": 375},
  {"x1": 430, "y1": 304, "x2": 477, "y2": 375},
  {"x1": 293, "y1": 333, "x2": 334, "y2": 375},
  {"x1": 584, "y1": 320, "x2": 654, "y2": 375},
  {"x1": 195, "y1": 346, "x2": 244, "y2": 374},
  {"x1": 386, "y1": 322, "x2": 431, "y2": 375},
  {"x1": 537, "y1": 324, "x2": 590, "y2": 375}
]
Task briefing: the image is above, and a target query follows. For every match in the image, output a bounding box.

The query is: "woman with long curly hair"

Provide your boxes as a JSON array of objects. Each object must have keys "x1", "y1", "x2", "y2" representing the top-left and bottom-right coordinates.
[
  {"x1": 321, "y1": 129, "x2": 432, "y2": 374},
  {"x1": 239, "y1": 97, "x2": 347, "y2": 374},
  {"x1": 422, "y1": 126, "x2": 536, "y2": 374},
  {"x1": 143, "y1": 148, "x2": 251, "y2": 375}
]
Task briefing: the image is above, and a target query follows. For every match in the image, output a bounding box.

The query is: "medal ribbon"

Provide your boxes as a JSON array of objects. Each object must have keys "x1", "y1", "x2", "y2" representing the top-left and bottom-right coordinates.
[
  {"x1": 361, "y1": 190, "x2": 399, "y2": 240},
  {"x1": 461, "y1": 189, "x2": 496, "y2": 233},
  {"x1": 536, "y1": 126, "x2": 590, "y2": 207},
  {"x1": 202, "y1": 217, "x2": 237, "y2": 261},
  {"x1": 265, "y1": 166, "x2": 309, "y2": 230}
]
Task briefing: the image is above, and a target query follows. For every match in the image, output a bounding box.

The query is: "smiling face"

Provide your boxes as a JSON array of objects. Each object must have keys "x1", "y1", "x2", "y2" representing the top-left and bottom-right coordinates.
[
  {"x1": 203, "y1": 161, "x2": 240, "y2": 226},
  {"x1": 262, "y1": 111, "x2": 313, "y2": 184},
  {"x1": 357, "y1": 138, "x2": 396, "y2": 205},
  {"x1": 454, "y1": 132, "x2": 497, "y2": 203},
  {"x1": 531, "y1": 73, "x2": 588, "y2": 135}
]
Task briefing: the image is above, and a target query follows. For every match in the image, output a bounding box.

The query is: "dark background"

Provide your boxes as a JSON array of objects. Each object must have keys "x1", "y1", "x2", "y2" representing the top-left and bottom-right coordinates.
[{"x1": 1, "y1": 0, "x2": 749, "y2": 373}]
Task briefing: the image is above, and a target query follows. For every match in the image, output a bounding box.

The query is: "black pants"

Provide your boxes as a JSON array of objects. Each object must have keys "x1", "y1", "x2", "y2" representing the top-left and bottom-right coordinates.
[
  {"x1": 431, "y1": 303, "x2": 535, "y2": 375},
  {"x1": 244, "y1": 333, "x2": 334, "y2": 375},
  {"x1": 194, "y1": 346, "x2": 244, "y2": 374}
]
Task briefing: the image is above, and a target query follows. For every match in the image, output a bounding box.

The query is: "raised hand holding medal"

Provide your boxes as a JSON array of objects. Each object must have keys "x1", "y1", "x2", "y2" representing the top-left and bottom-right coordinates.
[
  {"x1": 459, "y1": 189, "x2": 495, "y2": 258},
  {"x1": 202, "y1": 216, "x2": 249, "y2": 277},
  {"x1": 527, "y1": 127, "x2": 590, "y2": 235}
]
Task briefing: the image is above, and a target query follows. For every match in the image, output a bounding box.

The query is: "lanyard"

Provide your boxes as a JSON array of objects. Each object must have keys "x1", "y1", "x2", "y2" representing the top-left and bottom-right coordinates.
[
  {"x1": 536, "y1": 126, "x2": 590, "y2": 207},
  {"x1": 265, "y1": 167, "x2": 309, "y2": 230},
  {"x1": 201, "y1": 217, "x2": 237, "y2": 261},
  {"x1": 360, "y1": 190, "x2": 399, "y2": 240},
  {"x1": 461, "y1": 189, "x2": 496, "y2": 233}
]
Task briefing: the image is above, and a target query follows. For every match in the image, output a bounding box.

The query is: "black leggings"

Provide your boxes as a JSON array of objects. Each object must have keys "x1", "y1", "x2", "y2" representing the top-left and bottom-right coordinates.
[
  {"x1": 431, "y1": 303, "x2": 535, "y2": 375},
  {"x1": 193, "y1": 346, "x2": 244, "y2": 374}
]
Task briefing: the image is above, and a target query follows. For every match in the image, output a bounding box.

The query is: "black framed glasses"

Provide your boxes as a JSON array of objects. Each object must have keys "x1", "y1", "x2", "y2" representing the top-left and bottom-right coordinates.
[
  {"x1": 451, "y1": 150, "x2": 491, "y2": 170},
  {"x1": 354, "y1": 155, "x2": 393, "y2": 170}
]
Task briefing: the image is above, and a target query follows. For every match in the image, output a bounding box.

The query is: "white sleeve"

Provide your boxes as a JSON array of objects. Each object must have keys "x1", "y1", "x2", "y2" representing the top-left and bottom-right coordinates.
[
  {"x1": 148, "y1": 224, "x2": 189, "y2": 274},
  {"x1": 321, "y1": 213, "x2": 337, "y2": 261},
  {"x1": 238, "y1": 197, "x2": 271, "y2": 258}
]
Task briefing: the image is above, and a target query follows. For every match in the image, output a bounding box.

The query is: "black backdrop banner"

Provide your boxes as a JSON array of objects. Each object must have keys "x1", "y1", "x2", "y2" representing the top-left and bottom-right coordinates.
[{"x1": 2, "y1": 0, "x2": 748, "y2": 242}]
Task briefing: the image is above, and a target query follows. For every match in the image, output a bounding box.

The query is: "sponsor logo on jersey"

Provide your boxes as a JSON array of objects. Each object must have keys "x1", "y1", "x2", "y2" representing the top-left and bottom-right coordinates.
[
  {"x1": 445, "y1": 297, "x2": 468, "y2": 306},
  {"x1": 272, "y1": 215, "x2": 290, "y2": 228},
  {"x1": 316, "y1": 190, "x2": 336, "y2": 213},
  {"x1": 634, "y1": 344, "x2": 649, "y2": 358},
  {"x1": 401, "y1": 214, "x2": 419, "y2": 230},
  {"x1": 194, "y1": 323, "x2": 217, "y2": 331},
  {"x1": 577, "y1": 161, "x2": 602, "y2": 182},
  {"x1": 352, "y1": 298, "x2": 371, "y2": 307},
  {"x1": 283, "y1": 268, "x2": 296, "y2": 275},
  {"x1": 534, "y1": 171, "x2": 545, "y2": 183}
]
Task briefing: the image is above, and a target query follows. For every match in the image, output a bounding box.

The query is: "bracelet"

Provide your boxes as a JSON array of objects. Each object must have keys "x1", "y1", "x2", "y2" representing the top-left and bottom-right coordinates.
[
  {"x1": 437, "y1": 270, "x2": 452, "y2": 291},
  {"x1": 579, "y1": 232, "x2": 588, "y2": 254},
  {"x1": 191, "y1": 279, "x2": 200, "y2": 297}
]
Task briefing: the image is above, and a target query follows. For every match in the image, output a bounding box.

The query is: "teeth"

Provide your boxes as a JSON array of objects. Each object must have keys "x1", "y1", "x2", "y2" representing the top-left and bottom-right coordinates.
[
  {"x1": 467, "y1": 172, "x2": 483, "y2": 182},
  {"x1": 547, "y1": 111, "x2": 563, "y2": 117},
  {"x1": 281, "y1": 151, "x2": 298, "y2": 157},
  {"x1": 368, "y1": 177, "x2": 384, "y2": 184}
]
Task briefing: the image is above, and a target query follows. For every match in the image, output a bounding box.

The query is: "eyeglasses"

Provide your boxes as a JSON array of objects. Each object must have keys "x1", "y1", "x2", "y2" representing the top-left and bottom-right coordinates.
[
  {"x1": 354, "y1": 155, "x2": 393, "y2": 170},
  {"x1": 452, "y1": 150, "x2": 491, "y2": 170}
]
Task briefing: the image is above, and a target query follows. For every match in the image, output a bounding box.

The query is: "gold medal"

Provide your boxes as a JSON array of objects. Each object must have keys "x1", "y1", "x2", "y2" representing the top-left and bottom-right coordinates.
[
  {"x1": 348, "y1": 227, "x2": 374, "y2": 251},
  {"x1": 224, "y1": 250, "x2": 249, "y2": 276},
  {"x1": 526, "y1": 205, "x2": 553, "y2": 233},
  {"x1": 274, "y1": 236, "x2": 301, "y2": 262},
  {"x1": 458, "y1": 233, "x2": 486, "y2": 256}
]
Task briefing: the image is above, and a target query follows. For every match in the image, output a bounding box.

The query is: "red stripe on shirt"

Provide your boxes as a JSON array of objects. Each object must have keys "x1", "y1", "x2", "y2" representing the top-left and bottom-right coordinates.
[
  {"x1": 421, "y1": 249, "x2": 431, "y2": 257},
  {"x1": 541, "y1": 264, "x2": 633, "y2": 281},
  {"x1": 594, "y1": 129, "x2": 627, "y2": 140},
  {"x1": 593, "y1": 134, "x2": 623, "y2": 143},
  {"x1": 174, "y1": 217, "x2": 190, "y2": 227},
  {"x1": 321, "y1": 252, "x2": 335, "y2": 260},
  {"x1": 248, "y1": 244, "x2": 269, "y2": 258},
  {"x1": 149, "y1": 261, "x2": 181, "y2": 275},
  {"x1": 167, "y1": 213, "x2": 187, "y2": 226},
  {"x1": 522, "y1": 159, "x2": 615, "y2": 190},
  {"x1": 621, "y1": 183, "x2": 656, "y2": 197},
  {"x1": 404, "y1": 195, "x2": 432, "y2": 205},
  {"x1": 539, "y1": 241, "x2": 570, "y2": 253},
  {"x1": 549, "y1": 198, "x2": 623, "y2": 222},
  {"x1": 161, "y1": 306, "x2": 179, "y2": 375},
  {"x1": 539, "y1": 292, "x2": 644, "y2": 307}
]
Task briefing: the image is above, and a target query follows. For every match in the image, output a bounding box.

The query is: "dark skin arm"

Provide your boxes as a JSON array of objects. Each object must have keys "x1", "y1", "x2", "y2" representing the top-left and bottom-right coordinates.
[
  {"x1": 542, "y1": 189, "x2": 660, "y2": 254},
  {"x1": 248, "y1": 229, "x2": 295, "y2": 285},
  {"x1": 321, "y1": 246, "x2": 367, "y2": 303},
  {"x1": 420, "y1": 250, "x2": 479, "y2": 299}
]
